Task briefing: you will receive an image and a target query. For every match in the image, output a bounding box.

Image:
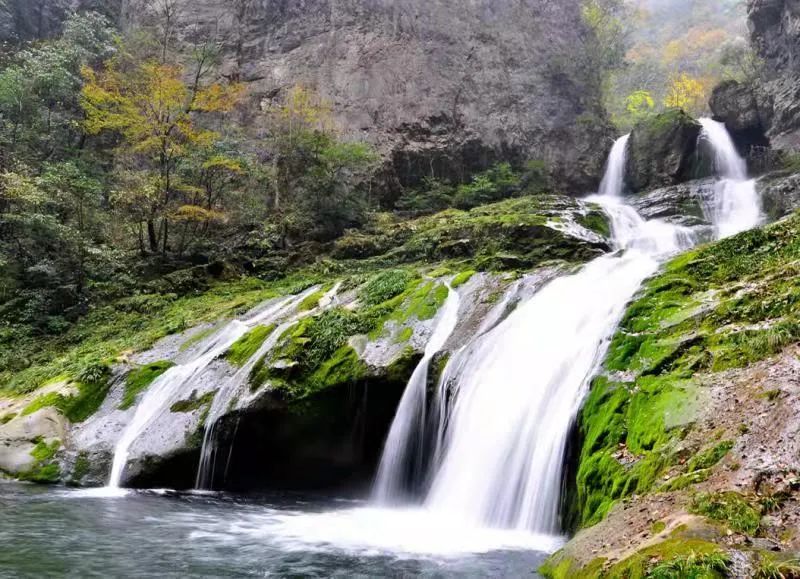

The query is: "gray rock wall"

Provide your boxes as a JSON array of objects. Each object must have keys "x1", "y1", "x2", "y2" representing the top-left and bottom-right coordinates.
[
  {"x1": 125, "y1": 0, "x2": 614, "y2": 198},
  {"x1": 747, "y1": 0, "x2": 800, "y2": 151}
]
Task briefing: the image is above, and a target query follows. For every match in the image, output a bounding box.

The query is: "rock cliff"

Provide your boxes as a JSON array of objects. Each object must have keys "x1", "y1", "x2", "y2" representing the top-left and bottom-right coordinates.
[
  {"x1": 6, "y1": 0, "x2": 612, "y2": 199},
  {"x1": 747, "y1": 0, "x2": 800, "y2": 151}
]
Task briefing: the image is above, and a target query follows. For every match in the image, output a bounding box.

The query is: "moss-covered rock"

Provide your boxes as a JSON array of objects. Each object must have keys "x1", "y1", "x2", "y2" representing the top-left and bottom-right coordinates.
[
  {"x1": 120, "y1": 361, "x2": 175, "y2": 410},
  {"x1": 333, "y1": 195, "x2": 609, "y2": 271},
  {"x1": 625, "y1": 109, "x2": 707, "y2": 193},
  {"x1": 574, "y1": 212, "x2": 800, "y2": 527}
]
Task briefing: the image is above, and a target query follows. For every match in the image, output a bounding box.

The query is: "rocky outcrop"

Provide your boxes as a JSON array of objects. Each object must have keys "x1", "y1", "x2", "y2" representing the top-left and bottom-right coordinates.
[
  {"x1": 121, "y1": 0, "x2": 614, "y2": 198},
  {"x1": 746, "y1": 0, "x2": 800, "y2": 152},
  {"x1": 709, "y1": 79, "x2": 773, "y2": 156},
  {"x1": 1, "y1": 0, "x2": 615, "y2": 196},
  {"x1": 0, "y1": 0, "x2": 121, "y2": 43},
  {"x1": 624, "y1": 110, "x2": 707, "y2": 193},
  {"x1": 629, "y1": 178, "x2": 716, "y2": 229},
  {"x1": 758, "y1": 170, "x2": 800, "y2": 220}
]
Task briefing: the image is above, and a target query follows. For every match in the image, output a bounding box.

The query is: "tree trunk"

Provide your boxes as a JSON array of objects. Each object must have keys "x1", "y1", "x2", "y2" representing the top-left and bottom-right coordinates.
[{"x1": 147, "y1": 220, "x2": 158, "y2": 253}]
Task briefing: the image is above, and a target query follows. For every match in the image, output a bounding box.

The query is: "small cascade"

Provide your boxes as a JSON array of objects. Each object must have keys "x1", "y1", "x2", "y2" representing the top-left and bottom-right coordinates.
[
  {"x1": 597, "y1": 134, "x2": 630, "y2": 198},
  {"x1": 699, "y1": 118, "x2": 763, "y2": 238},
  {"x1": 372, "y1": 284, "x2": 461, "y2": 502},
  {"x1": 107, "y1": 288, "x2": 320, "y2": 489}
]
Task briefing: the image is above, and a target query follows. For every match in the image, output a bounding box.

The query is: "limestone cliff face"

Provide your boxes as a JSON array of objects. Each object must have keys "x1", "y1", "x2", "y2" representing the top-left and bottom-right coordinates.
[
  {"x1": 748, "y1": 0, "x2": 800, "y2": 151},
  {"x1": 126, "y1": 0, "x2": 613, "y2": 198},
  {"x1": 0, "y1": 0, "x2": 614, "y2": 196}
]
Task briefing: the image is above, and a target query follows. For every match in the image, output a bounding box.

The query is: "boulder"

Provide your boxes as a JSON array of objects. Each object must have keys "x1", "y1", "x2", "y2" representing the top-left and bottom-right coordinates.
[
  {"x1": 630, "y1": 178, "x2": 716, "y2": 229},
  {"x1": 625, "y1": 110, "x2": 706, "y2": 193},
  {"x1": 709, "y1": 79, "x2": 772, "y2": 151},
  {"x1": 757, "y1": 171, "x2": 800, "y2": 220},
  {"x1": 0, "y1": 408, "x2": 68, "y2": 475}
]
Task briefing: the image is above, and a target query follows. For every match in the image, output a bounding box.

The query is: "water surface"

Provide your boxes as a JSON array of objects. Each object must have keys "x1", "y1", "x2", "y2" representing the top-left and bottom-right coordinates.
[{"x1": 0, "y1": 483, "x2": 553, "y2": 577}]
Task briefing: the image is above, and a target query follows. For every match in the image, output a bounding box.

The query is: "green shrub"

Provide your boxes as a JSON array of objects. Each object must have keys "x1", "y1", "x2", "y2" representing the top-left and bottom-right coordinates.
[{"x1": 360, "y1": 270, "x2": 413, "y2": 307}]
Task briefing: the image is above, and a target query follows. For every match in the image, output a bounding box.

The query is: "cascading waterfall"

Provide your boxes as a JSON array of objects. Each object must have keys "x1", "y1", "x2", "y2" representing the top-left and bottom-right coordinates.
[
  {"x1": 107, "y1": 287, "x2": 320, "y2": 489},
  {"x1": 699, "y1": 118, "x2": 763, "y2": 238},
  {"x1": 373, "y1": 125, "x2": 758, "y2": 534},
  {"x1": 372, "y1": 284, "x2": 460, "y2": 502}
]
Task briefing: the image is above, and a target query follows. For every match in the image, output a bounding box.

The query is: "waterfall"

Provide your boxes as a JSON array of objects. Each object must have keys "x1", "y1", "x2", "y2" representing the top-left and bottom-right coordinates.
[
  {"x1": 597, "y1": 134, "x2": 630, "y2": 198},
  {"x1": 370, "y1": 135, "x2": 708, "y2": 533},
  {"x1": 107, "y1": 288, "x2": 320, "y2": 489},
  {"x1": 372, "y1": 284, "x2": 461, "y2": 502},
  {"x1": 699, "y1": 118, "x2": 763, "y2": 238}
]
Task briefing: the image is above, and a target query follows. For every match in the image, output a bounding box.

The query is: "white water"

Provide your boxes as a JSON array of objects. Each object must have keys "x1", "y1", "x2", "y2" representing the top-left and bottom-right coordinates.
[
  {"x1": 597, "y1": 134, "x2": 630, "y2": 198},
  {"x1": 108, "y1": 288, "x2": 320, "y2": 488},
  {"x1": 366, "y1": 135, "x2": 698, "y2": 534},
  {"x1": 372, "y1": 284, "x2": 461, "y2": 502},
  {"x1": 699, "y1": 118, "x2": 763, "y2": 238}
]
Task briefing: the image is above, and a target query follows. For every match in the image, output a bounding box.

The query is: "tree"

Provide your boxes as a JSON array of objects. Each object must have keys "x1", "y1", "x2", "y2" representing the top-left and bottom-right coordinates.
[
  {"x1": 81, "y1": 58, "x2": 242, "y2": 253},
  {"x1": 0, "y1": 13, "x2": 116, "y2": 165},
  {"x1": 259, "y1": 85, "x2": 378, "y2": 243},
  {"x1": 663, "y1": 73, "x2": 710, "y2": 115},
  {"x1": 625, "y1": 90, "x2": 656, "y2": 123}
]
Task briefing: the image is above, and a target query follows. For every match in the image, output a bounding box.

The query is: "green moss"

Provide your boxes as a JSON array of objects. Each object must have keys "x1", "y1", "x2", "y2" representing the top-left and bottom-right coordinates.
[
  {"x1": 170, "y1": 390, "x2": 216, "y2": 413},
  {"x1": 18, "y1": 439, "x2": 61, "y2": 484},
  {"x1": 451, "y1": 270, "x2": 476, "y2": 288},
  {"x1": 298, "y1": 289, "x2": 327, "y2": 312},
  {"x1": 120, "y1": 361, "x2": 175, "y2": 410},
  {"x1": 605, "y1": 534, "x2": 726, "y2": 579},
  {"x1": 397, "y1": 281, "x2": 449, "y2": 322},
  {"x1": 651, "y1": 520, "x2": 667, "y2": 534},
  {"x1": 224, "y1": 325, "x2": 275, "y2": 367},
  {"x1": 70, "y1": 452, "x2": 91, "y2": 484},
  {"x1": 23, "y1": 377, "x2": 112, "y2": 423},
  {"x1": 687, "y1": 441, "x2": 733, "y2": 472},
  {"x1": 576, "y1": 213, "x2": 800, "y2": 527},
  {"x1": 1, "y1": 412, "x2": 16, "y2": 424},
  {"x1": 578, "y1": 209, "x2": 612, "y2": 238},
  {"x1": 690, "y1": 492, "x2": 761, "y2": 535},
  {"x1": 2, "y1": 271, "x2": 322, "y2": 396},
  {"x1": 304, "y1": 346, "x2": 368, "y2": 394},
  {"x1": 396, "y1": 326, "x2": 414, "y2": 343},
  {"x1": 360, "y1": 270, "x2": 414, "y2": 307}
]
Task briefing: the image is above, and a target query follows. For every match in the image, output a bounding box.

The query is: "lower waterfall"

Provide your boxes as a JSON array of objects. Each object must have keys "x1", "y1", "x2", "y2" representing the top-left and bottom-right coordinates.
[{"x1": 372, "y1": 123, "x2": 762, "y2": 534}]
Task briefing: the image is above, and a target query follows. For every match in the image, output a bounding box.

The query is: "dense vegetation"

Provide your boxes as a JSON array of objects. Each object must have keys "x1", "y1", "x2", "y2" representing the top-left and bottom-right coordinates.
[
  {"x1": 594, "y1": 0, "x2": 754, "y2": 129},
  {"x1": 0, "y1": 10, "x2": 555, "y2": 394}
]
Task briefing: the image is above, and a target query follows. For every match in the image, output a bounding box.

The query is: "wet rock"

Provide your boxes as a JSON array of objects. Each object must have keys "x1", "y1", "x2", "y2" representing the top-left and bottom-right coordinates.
[
  {"x1": 757, "y1": 171, "x2": 800, "y2": 220},
  {"x1": 630, "y1": 178, "x2": 716, "y2": 228},
  {"x1": 747, "y1": 0, "x2": 800, "y2": 152},
  {"x1": 709, "y1": 80, "x2": 772, "y2": 154},
  {"x1": 0, "y1": 408, "x2": 68, "y2": 474},
  {"x1": 625, "y1": 110, "x2": 707, "y2": 193}
]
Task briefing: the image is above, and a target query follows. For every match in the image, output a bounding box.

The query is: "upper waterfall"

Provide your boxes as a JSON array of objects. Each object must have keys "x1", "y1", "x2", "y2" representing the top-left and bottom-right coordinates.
[
  {"x1": 699, "y1": 118, "x2": 763, "y2": 238},
  {"x1": 597, "y1": 134, "x2": 630, "y2": 198}
]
